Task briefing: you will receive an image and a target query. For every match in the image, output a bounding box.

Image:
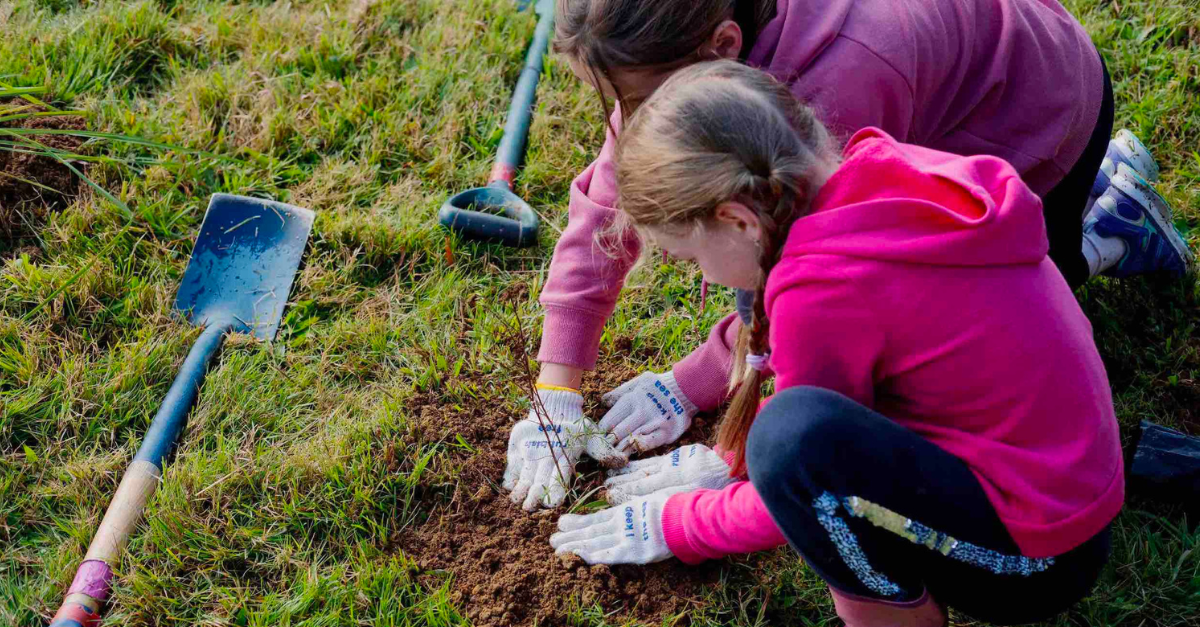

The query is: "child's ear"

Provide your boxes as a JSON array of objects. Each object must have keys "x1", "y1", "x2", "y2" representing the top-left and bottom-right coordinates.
[
  {"x1": 707, "y1": 20, "x2": 743, "y2": 61},
  {"x1": 714, "y1": 202, "x2": 762, "y2": 242}
]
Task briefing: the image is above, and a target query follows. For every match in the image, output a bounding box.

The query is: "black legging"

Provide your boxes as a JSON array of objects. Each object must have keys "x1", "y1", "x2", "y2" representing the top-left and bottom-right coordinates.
[
  {"x1": 1044, "y1": 54, "x2": 1115, "y2": 289},
  {"x1": 746, "y1": 386, "x2": 1112, "y2": 625}
]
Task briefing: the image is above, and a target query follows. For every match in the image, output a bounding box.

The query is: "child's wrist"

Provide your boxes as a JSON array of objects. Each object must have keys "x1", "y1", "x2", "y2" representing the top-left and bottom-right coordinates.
[{"x1": 537, "y1": 362, "x2": 584, "y2": 390}]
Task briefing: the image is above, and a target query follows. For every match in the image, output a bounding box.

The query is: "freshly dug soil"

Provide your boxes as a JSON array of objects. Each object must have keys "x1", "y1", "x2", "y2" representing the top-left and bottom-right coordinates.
[
  {"x1": 397, "y1": 364, "x2": 726, "y2": 626},
  {"x1": 0, "y1": 112, "x2": 87, "y2": 256}
]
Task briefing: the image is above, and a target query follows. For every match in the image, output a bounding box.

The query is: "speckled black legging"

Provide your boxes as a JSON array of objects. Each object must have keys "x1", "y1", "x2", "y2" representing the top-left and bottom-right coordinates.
[{"x1": 746, "y1": 386, "x2": 1112, "y2": 625}]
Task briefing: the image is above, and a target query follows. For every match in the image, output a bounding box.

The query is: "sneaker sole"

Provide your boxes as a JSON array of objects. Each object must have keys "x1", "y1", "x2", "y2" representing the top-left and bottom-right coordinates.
[
  {"x1": 1111, "y1": 129, "x2": 1160, "y2": 182},
  {"x1": 1109, "y1": 172, "x2": 1194, "y2": 271}
]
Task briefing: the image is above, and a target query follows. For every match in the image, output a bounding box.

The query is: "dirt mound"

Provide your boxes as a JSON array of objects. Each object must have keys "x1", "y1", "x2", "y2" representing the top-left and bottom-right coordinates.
[
  {"x1": 0, "y1": 112, "x2": 87, "y2": 256},
  {"x1": 397, "y1": 364, "x2": 726, "y2": 626}
]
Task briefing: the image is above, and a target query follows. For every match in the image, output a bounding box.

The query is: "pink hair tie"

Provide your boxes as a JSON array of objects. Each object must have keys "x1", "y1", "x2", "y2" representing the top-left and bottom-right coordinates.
[{"x1": 745, "y1": 352, "x2": 770, "y2": 372}]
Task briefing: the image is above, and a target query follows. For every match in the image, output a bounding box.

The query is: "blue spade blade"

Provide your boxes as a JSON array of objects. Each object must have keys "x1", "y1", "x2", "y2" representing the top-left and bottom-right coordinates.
[
  {"x1": 131, "y1": 193, "x2": 314, "y2": 470},
  {"x1": 175, "y1": 193, "x2": 315, "y2": 340}
]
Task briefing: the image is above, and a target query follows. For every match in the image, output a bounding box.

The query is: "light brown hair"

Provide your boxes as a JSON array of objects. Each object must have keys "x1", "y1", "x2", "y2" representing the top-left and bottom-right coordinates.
[
  {"x1": 615, "y1": 60, "x2": 837, "y2": 476},
  {"x1": 553, "y1": 0, "x2": 776, "y2": 117}
]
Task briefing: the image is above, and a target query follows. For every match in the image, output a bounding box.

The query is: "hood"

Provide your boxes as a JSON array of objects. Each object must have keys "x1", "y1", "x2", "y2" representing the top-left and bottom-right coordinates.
[
  {"x1": 780, "y1": 128, "x2": 1050, "y2": 267},
  {"x1": 745, "y1": 0, "x2": 854, "y2": 81}
]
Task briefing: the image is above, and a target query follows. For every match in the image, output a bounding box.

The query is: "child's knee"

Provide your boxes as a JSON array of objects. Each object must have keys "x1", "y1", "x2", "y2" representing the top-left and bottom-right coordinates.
[{"x1": 747, "y1": 386, "x2": 859, "y2": 482}]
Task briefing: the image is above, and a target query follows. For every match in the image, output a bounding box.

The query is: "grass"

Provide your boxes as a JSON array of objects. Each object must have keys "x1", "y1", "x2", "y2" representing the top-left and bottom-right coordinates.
[{"x1": 0, "y1": 0, "x2": 1198, "y2": 625}]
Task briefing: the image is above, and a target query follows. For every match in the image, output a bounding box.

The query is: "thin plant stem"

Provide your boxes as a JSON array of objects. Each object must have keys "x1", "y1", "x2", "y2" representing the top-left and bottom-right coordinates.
[{"x1": 497, "y1": 305, "x2": 569, "y2": 490}]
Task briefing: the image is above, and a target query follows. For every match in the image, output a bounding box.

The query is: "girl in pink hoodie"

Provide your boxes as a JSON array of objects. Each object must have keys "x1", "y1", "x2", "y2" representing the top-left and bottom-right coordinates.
[
  {"x1": 502, "y1": 0, "x2": 1187, "y2": 513},
  {"x1": 549, "y1": 61, "x2": 1123, "y2": 626}
]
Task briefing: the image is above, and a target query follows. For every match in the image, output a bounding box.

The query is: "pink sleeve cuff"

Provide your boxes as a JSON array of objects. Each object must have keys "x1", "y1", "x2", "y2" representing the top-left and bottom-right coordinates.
[
  {"x1": 662, "y1": 493, "x2": 709, "y2": 565},
  {"x1": 673, "y1": 355, "x2": 731, "y2": 413},
  {"x1": 537, "y1": 306, "x2": 609, "y2": 370},
  {"x1": 672, "y1": 313, "x2": 743, "y2": 411},
  {"x1": 712, "y1": 445, "x2": 744, "y2": 478}
]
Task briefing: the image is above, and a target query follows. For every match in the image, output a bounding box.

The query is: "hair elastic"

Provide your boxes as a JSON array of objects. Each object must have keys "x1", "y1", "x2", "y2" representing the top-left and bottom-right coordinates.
[{"x1": 745, "y1": 352, "x2": 770, "y2": 372}]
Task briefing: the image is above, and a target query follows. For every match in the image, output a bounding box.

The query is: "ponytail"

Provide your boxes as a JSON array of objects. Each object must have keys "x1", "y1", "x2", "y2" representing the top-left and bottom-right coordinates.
[{"x1": 719, "y1": 178, "x2": 802, "y2": 476}]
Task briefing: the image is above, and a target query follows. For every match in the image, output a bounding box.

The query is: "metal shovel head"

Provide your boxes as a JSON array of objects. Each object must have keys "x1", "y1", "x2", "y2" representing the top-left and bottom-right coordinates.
[{"x1": 175, "y1": 193, "x2": 315, "y2": 341}]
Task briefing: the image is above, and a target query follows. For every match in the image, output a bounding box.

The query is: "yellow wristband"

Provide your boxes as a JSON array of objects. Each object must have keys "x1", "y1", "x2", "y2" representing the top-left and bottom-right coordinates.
[{"x1": 535, "y1": 383, "x2": 579, "y2": 394}]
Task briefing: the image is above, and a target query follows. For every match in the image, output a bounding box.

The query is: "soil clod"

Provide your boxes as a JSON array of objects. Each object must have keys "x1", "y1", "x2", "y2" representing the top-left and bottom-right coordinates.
[{"x1": 0, "y1": 112, "x2": 87, "y2": 257}]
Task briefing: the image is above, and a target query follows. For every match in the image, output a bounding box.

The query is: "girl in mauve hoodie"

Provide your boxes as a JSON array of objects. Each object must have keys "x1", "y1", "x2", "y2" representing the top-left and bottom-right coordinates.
[
  {"x1": 501, "y1": 0, "x2": 1188, "y2": 513},
  {"x1": 549, "y1": 60, "x2": 1123, "y2": 627}
]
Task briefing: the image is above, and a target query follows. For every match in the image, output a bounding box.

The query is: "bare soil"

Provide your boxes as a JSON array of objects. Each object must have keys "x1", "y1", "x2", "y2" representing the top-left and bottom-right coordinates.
[
  {"x1": 0, "y1": 112, "x2": 87, "y2": 257},
  {"x1": 397, "y1": 363, "x2": 726, "y2": 626}
]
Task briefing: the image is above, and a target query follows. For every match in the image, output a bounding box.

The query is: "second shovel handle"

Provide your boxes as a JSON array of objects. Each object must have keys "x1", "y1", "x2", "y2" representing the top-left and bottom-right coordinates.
[{"x1": 490, "y1": 4, "x2": 555, "y2": 186}]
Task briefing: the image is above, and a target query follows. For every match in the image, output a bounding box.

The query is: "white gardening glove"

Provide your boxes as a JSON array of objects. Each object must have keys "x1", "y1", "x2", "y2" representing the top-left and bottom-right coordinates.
[
  {"x1": 550, "y1": 491, "x2": 674, "y2": 565},
  {"x1": 503, "y1": 387, "x2": 628, "y2": 511},
  {"x1": 605, "y1": 443, "x2": 736, "y2": 504},
  {"x1": 599, "y1": 371, "x2": 698, "y2": 454}
]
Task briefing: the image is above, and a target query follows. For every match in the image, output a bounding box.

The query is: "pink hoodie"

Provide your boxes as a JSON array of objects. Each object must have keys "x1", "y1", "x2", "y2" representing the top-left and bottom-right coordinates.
[
  {"x1": 538, "y1": 0, "x2": 1104, "y2": 411},
  {"x1": 660, "y1": 129, "x2": 1124, "y2": 562}
]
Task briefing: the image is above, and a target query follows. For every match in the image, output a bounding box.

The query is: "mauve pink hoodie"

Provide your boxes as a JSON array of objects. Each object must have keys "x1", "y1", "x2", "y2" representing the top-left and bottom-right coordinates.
[
  {"x1": 660, "y1": 129, "x2": 1124, "y2": 562},
  {"x1": 538, "y1": 0, "x2": 1104, "y2": 412}
]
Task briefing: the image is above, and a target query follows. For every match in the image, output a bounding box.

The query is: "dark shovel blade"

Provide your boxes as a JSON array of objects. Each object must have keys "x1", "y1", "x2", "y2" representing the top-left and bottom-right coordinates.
[{"x1": 175, "y1": 193, "x2": 315, "y2": 340}]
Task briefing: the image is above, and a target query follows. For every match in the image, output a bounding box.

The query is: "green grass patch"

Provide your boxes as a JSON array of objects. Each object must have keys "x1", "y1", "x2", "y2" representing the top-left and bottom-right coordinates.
[{"x1": 2, "y1": 0, "x2": 1198, "y2": 625}]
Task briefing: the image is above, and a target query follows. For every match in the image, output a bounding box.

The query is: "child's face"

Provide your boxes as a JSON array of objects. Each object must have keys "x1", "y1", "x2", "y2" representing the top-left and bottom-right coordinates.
[
  {"x1": 565, "y1": 20, "x2": 744, "y2": 113},
  {"x1": 649, "y1": 202, "x2": 764, "y2": 291},
  {"x1": 567, "y1": 56, "x2": 672, "y2": 113}
]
